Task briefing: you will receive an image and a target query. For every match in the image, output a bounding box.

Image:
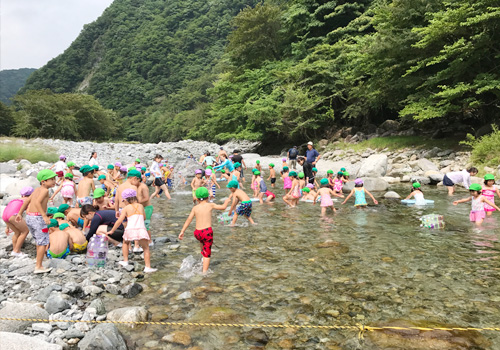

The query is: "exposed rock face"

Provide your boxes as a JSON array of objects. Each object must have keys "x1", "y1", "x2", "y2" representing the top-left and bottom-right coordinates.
[{"x1": 357, "y1": 154, "x2": 388, "y2": 178}]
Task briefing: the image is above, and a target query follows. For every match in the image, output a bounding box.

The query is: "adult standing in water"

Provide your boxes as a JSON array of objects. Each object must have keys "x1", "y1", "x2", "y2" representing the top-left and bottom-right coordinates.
[
  {"x1": 305, "y1": 141, "x2": 321, "y2": 166},
  {"x1": 298, "y1": 156, "x2": 314, "y2": 184},
  {"x1": 443, "y1": 167, "x2": 478, "y2": 195}
]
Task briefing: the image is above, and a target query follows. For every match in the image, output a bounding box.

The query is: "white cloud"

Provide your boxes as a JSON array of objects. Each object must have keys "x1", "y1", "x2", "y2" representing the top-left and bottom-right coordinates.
[{"x1": 0, "y1": 0, "x2": 114, "y2": 70}]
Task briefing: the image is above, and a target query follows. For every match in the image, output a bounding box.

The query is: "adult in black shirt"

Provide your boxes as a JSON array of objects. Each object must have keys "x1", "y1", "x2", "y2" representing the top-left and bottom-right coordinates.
[
  {"x1": 80, "y1": 205, "x2": 124, "y2": 243},
  {"x1": 231, "y1": 150, "x2": 247, "y2": 180},
  {"x1": 298, "y1": 157, "x2": 314, "y2": 184}
]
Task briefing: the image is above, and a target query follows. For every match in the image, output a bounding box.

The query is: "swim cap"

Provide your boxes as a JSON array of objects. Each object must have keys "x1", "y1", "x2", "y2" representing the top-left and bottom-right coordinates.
[
  {"x1": 298, "y1": 172, "x2": 305, "y2": 179},
  {"x1": 170, "y1": 166, "x2": 174, "y2": 169},
  {"x1": 412, "y1": 182, "x2": 421, "y2": 189},
  {"x1": 469, "y1": 183, "x2": 482, "y2": 191},
  {"x1": 57, "y1": 204, "x2": 69, "y2": 213},
  {"x1": 327, "y1": 170, "x2": 333, "y2": 174},
  {"x1": 312, "y1": 168, "x2": 317, "y2": 172},
  {"x1": 256, "y1": 160, "x2": 260, "y2": 164},
  {"x1": 53, "y1": 213, "x2": 65, "y2": 219},
  {"x1": 135, "y1": 158, "x2": 140, "y2": 163},
  {"x1": 115, "y1": 162, "x2": 122, "y2": 167},
  {"x1": 122, "y1": 189, "x2": 137, "y2": 199},
  {"x1": 289, "y1": 171, "x2": 298, "y2": 177},
  {"x1": 205, "y1": 169, "x2": 212, "y2": 175},
  {"x1": 195, "y1": 169, "x2": 202, "y2": 175},
  {"x1": 107, "y1": 164, "x2": 114, "y2": 170},
  {"x1": 47, "y1": 207, "x2": 59, "y2": 215},
  {"x1": 221, "y1": 169, "x2": 226, "y2": 173},
  {"x1": 484, "y1": 174, "x2": 495, "y2": 181},
  {"x1": 283, "y1": 166, "x2": 289, "y2": 171},
  {"x1": 47, "y1": 219, "x2": 59, "y2": 228},
  {"x1": 59, "y1": 223, "x2": 70, "y2": 230},
  {"x1": 354, "y1": 178, "x2": 363, "y2": 185},
  {"x1": 255, "y1": 171, "x2": 261, "y2": 176},
  {"x1": 282, "y1": 158, "x2": 287, "y2": 161},
  {"x1": 207, "y1": 166, "x2": 213, "y2": 170},
  {"x1": 227, "y1": 180, "x2": 239, "y2": 189},
  {"x1": 343, "y1": 172, "x2": 350, "y2": 176},
  {"x1": 92, "y1": 165, "x2": 99, "y2": 171},
  {"x1": 64, "y1": 173, "x2": 73, "y2": 179},
  {"x1": 159, "y1": 164, "x2": 165, "y2": 167},
  {"x1": 302, "y1": 187, "x2": 310, "y2": 193},
  {"x1": 120, "y1": 166, "x2": 127, "y2": 172},
  {"x1": 67, "y1": 162, "x2": 75, "y2": 167},
  {"x1": 320, "y1": 178, "x2": 329, "y2": 186},
  {"x1": 94, "y1": 188, "x2": 106, "y2": 199},
  {"x1": 20, "y1": 186, "x2": 34, "y2": 196},
  {"x1": 269, "y1": 163, "x2": 274, "y2": 167},
  {"x1": 141, "y1": 167, "x2": 147, "y2": 172},
  {"x1": 341, "y1": 168, "x2": 346, "y2": 172},
  {"x1": 37, "y1": 169, "x2": 57, "y2": 182},
  {"x1": 128, "y1": 167, "x2": 136, "y2": 171},
  {"x1": 306, "y1": 183, "x2": 314, "y2": 189},
  {"x1": 337, "y1": 171, "x2": 343, "y2": 176},
  {"x1": 59, "y1": 155, "x2": 66, "y2": 160},
  {"x1": 79, "y1": 165, "x2": 91, "y2": 174},
  {"x1": 233, "y1": 162, "x2": 241, "y2": 168},
  {"x1": 195, "y1": 187, "x2": 209, "y2": 199},
  {"x1": 98, "y1": 175, "x2": 106, "y2": 181},
  {"x1": 127, "y1": 169, "x2": 142, "y2": 179}
]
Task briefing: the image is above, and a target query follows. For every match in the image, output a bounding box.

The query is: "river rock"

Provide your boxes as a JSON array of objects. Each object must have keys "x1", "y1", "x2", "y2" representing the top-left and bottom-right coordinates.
[
  {"x1": 0, "y1": 163, "x2": 16, "y2": 174},
  {"x1": 45, "y1": 293, "x2": 70, "y2": 314},
  {"x1": 245, "y1": 328, "x2": 269, "y2": 346},
  {"x1": 190, "y1": 306, "x2": 247, "y2": 323},
  {"x1": 0, "y1": 331, "x2": 62, "y2": 350},
  {"x1": 357, "y1": 154, "x2": 387, "y2": 178},
  {"x1": 162, "y1": 331, "x2": 192, "y2": 346},
  {"x1": 122, "y1": 282, "x2": 143, "y2": 298},
  {"x1": 425, "y1": 171, "x2": 444, "y2": 185},
  {"x1": 378, "y1": 119, "x2": 400, "y2": 132},
  {"x1": 5, "y1": 177, "x2": 39, "y2": 197},
  {"x1": 417, "y1": 158, "x2": 439, "y2": 172},
  {"x1": 35, "y1": 285, "x2": 62, "y2": 302},
  {"x1": 78, "y1": 324, "x2": 127, "y2": 350},
  {"x1": 107, "y1": 306, "x2": 149, "y2": 323},
  {"x1": 0, "y1": 302, "x2": 49, "y2": 333},
  {"x1": 384, "y1": 191, "x2": 401, "y2": 199},
  {"x1": 412, "y1": 176, "x2": 431, "y2": 185},
  {"x1": 343, "y1": 177, "x2": 388, "y2": 192},
  {"x1": 88, "y1": 299, "x2": 106, "y2": 315}
]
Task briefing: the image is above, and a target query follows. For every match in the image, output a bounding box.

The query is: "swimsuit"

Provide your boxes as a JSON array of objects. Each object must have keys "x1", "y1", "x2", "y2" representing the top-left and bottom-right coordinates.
[
  {"x1": 194, "y1": 227, "x2": 214, "y2": 258},
  {"x1": 482, "y1": 186, "x2": 497, "y2": 212},
  {"x1": 76, "y1": 197, "x2": 92, "y2": 207},
  {"x1": 61, "y1": 181, "x2": 75, "y2": 198},
  {"x1": 2, "y1": 199, "x2": 24, "y2": 223},
  {"x1": 236, "y1": 201, "x2": 252, "y2": 217},
  {"x1": 47, "y1": 245, "x2": 70, "y2": 259},
  {"x1": 354, "y1": 188, "x2": 367, "y2": 206},
  {"x1": 123, "y1": 204, "x2": 150, "y2": 241},
  {"x1": 77, "y1": 217, "x2": 84, "y2": 228},
  {"x1": 291, "y1": 184, "x2": 301, "y2": 199},
  {"x1": 72, "y1": 241, "x2": 88, "y2": 253},
  {"x1": 26, "y1": 213, "x2": 49, "y2": 246},
  {"x1": 271, "y1": 178, "x2": 276, "y2": 184},
  {"x1": 283, "y1": 177, "x2": 292, "y2": 189},
  {"x1": 470, "y1": 196, "x2": 486, "y2": 222},
  {"x1": 265, "y1": 190, "x2": 275, "y2": 199},
  {"x1": 320, "y1": 193, "x2": 334, "y2": 207},
  {"x1": 333, "y1": 178, "x2": 343, "y2": 193},
  {"x1": 414, "y1": 192, "x2": 426, "y2": 206}
]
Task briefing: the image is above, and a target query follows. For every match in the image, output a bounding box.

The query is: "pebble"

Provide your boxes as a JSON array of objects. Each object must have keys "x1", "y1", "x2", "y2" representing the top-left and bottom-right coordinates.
[{"x1": 32, "y1": 323, "x2": 52, "y2": 333}]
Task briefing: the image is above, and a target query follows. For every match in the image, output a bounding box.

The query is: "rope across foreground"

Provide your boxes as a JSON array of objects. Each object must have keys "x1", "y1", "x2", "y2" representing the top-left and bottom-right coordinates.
[{"x1": 1, "y1": 317, "x2": 500, "y2": 340}]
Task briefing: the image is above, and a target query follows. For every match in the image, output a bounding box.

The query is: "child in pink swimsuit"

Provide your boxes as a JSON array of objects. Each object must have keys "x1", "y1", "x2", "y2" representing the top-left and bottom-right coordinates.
[
  {"x1": 333, "y1": 172, "x2": 344, "y2": 193},
  {"x1": 2, "y1": 186, "x2": 33, "y2": 257},
  {"x1": 314, "y1": 178, "x2": 344, "y2": 215},
  {"x1": 482, "y1": 174, "x2": 500, "y2": 216},
  {"x1": 50, "y1": 173, "x2": 75, "y2": 206},
  {"x1": 283, "y1": 171, "x2": 300, "y2": 207},
  {"x1": 453, "y1": 183, "x2": 500, "y2": 226}
]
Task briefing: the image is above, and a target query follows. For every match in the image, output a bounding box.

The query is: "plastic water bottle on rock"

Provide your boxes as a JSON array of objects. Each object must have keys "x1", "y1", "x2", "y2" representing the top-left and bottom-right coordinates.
[{"x1": 86, "y1": 237, "x2": 96, "y2": 266}]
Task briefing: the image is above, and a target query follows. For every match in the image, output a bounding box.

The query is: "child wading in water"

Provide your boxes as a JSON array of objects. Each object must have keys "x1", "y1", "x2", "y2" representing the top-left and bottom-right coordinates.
[
  {"x1": 179, "y1": 187, "x2": 231, "y2": 274},
  {"x1": 109, "y1": 189, "x2": 157, "y2": 273},
  {"x1": 314, "y1": 178, "x2": 344, "y2": 215},
  {"x1": 191, "y1": 169, "x2": 206, "y2": 205},
  {"x1": 50, "y1": 173, "x2": 76, "y2": 206},
  {"x1": 342, "y1": 178, "x2": 378, "y2": 207},
  {"x1": 405, "y1": 182, "x2": 426, "y2": 205},
  {"x1": 453, "y1": 183, "x2": 500, "y2": 226},
  {"x1": 267, "y1": 163, "x2": 276, "y2": 188},
  {"x1": 227, "y1": 180, "x2": 256, "y2": 225},
  {"x1": 283, "y1": 171, "x2": 300, "y2": 207},
  {"x1": 482, "y1": 174, "x2": 500, "y2": 216}
]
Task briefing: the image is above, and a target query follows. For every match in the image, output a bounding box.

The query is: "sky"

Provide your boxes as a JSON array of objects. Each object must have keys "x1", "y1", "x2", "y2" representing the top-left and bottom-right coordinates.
[{"x1": 0, "y1": 0, "x2": 114, "y2": 70}]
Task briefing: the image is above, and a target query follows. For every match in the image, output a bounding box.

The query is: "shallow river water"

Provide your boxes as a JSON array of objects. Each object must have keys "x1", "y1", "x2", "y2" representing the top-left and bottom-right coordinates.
[{"x1": 110, "y1": 185, "x2": 500, "y2": 350}]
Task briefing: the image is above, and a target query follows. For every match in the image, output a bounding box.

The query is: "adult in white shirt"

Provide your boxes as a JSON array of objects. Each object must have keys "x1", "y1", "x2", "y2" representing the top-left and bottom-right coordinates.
[
  {"x1": 443, "y1": 167, "x2": 478, "y2": 195},
  {"x1": 89, "y1": 151, "x2": 98, "y2": 167}
]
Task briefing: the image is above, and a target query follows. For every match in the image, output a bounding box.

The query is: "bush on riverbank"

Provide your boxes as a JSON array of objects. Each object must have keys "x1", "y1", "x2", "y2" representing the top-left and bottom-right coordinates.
[
  {"x1": 330, "y1": 136, "x2": 463, "y2": 152},
  {"x1": 0, "y1": 142, "x2": 58, "y2": 163},
  {"x1": 462, "y1": 125, "x2": 500, "y2": 167}
]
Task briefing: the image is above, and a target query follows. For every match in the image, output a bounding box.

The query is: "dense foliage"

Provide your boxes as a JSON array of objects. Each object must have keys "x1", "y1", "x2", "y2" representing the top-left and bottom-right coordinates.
[
  {"x1": 19, "y1": 0, "x2": 500, "y2": 145},
  {"x1": 463, "y1": 125, "x2": 500, "y2": 167},
  {"x1": 0, "y1": 68, "x2": 36, "y2": 104}
]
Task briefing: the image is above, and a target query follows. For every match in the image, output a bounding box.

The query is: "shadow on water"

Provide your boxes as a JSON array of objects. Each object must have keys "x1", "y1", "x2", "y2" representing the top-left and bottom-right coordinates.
[{"x1": 113, "y1": 185, "x2": 500, "y2": 349}]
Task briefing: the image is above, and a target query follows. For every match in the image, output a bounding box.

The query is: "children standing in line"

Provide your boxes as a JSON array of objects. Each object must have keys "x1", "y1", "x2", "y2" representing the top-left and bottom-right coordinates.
[
  {"x1": 342, "y1": 178, "x2": 378, "y2": 207},
  {"x1": 227, "y1": 180, "x2": 256, "y2": 226},
  {"x1": 50, "y1": 173, "x2": 76, "y2": 206},
  {"x1": 268, "y1": 163, "x2": 276, "y2": 188},
  {"x1": 482, "y1": 174, "x2": 500, "y2": 216},
  {"x1": 314, "y1": 178, "x2": 344, "y2": 215},
  {"x1": 179, "y1": 187, "x2": 231, "y2": 274},
  {"x1": 16, "y1": 169, "x2": 58, "y2": 273},
  {"x1": 453, "y1": 184, "x2": 500, "y2": 226},
  {"x1": 109, "y1": 189, "x2": 157, "y2": 273}
]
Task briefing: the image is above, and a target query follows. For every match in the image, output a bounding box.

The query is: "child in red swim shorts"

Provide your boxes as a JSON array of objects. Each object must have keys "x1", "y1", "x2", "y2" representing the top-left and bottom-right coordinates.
[{"x1": 179, "y1": 187, "x2": 231, "y2": 274}]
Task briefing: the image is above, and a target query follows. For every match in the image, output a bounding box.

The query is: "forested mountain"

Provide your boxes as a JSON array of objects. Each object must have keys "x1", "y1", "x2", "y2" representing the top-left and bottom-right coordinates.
[
  {"x1": 0, "y1": 68, "x2": 36, "y2": 104},
  {"x1": 19, "y1": 0, "x2": 500, "y2": 145}
]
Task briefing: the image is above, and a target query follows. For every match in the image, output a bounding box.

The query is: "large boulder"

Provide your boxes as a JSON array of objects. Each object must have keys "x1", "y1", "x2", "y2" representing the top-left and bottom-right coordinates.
[
  {"x1": 0, "y1": 163, "x2": 16, "y2": 174},
  {"x1": 417, "y1": 158, "x2": 439, "y2": 172},
  {"x1": 78, "y1": 324, "x2": 127, "y2": 350},
  {"x1": 0, "y1": 301, "x2": 49, "y2": 333},
  {"x1": 107, "y1": 306, "x2": 149, "y2": 323},
  {"x1": 5, "y1": 177, "x2": 39, "y2": 197},
  {"x1": 45, "y1": 293, "x2": 71, "y2": 315},
  {"x1": 343, "y1": 177, "x2": 388, "y2": 192},
  {"x1": 384, "y1": 191, "x2": 401, "y2": 199},
  {"x1": 0, "y1": 332, "x2": 62, "y2": 350},
  {"x1": 356, "y1": 154, "x2": 388, "y2": 178},
  {"x1": 378, "y1": 120, "x2": 400, "y2": 132},
  {"x1": 425, "y1": 170, "x2": 444, "y2": 185}
]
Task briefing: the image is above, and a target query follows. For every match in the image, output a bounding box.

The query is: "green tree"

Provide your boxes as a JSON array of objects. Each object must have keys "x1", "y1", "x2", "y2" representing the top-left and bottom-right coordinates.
[{"x1": 0, "y1": 102, "x2": 15, "y2": 135}]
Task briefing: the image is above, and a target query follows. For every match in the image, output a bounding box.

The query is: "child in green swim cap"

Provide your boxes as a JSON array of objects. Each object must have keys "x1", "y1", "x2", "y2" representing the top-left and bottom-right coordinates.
[{"x1": 453, "y1": 183, "x2": 500, "y2": 226}]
